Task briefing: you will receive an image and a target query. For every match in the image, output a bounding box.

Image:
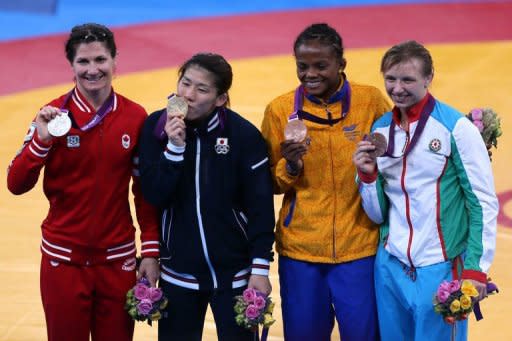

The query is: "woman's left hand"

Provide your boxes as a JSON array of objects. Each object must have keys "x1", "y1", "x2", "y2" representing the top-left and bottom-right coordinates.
[
  {"x1": 467, "y1": 279, "x2": 488, "y2": 301},
  {"x1": 248, "y1": 274, "x2": 272, "y2": 296}
]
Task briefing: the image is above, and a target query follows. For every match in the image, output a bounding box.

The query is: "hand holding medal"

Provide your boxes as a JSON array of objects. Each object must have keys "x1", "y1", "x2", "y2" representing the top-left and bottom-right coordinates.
[
  {"x1": 282, "y1": 118, "x2": 309, "y2": 176},
  {"x1": 165, "y1": 95, "x2": 188, "y2": 146}
]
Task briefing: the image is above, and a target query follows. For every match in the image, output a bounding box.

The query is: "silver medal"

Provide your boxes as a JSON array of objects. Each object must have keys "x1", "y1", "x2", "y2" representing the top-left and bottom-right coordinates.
[{"x1": 48, "y1": 110, "x2": 72, "y2": 137}]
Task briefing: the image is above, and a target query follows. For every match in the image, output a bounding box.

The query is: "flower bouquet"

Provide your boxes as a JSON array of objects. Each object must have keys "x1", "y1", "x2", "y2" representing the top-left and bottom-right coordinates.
[
  {"x1": 125, "y1": 277, "x2": 168, "y2": 326},
  {"x1": 466, "y1": 108, "x2": 502, "y2": 148},
  {"x1": 433, "y1": 280, "x2": 478, "y2": 324},
  {"x1": 433, "y1": 279, "x2": 499, "y2": 339},
  {"x1": 234, "y1": 288, "x2": 275, "y2": 341}
]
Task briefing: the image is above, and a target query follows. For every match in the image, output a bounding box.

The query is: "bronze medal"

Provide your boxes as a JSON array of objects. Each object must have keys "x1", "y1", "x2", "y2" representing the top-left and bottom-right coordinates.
[
  {"x1": 284, "y1": 119, "x2": 308, "y2": 143},
  {"x1": 166, "y1": 95, "x2": 188, "y2": 118},
  {"x1": 366, "y1": 132, "x2": 388, "y2": 158}
]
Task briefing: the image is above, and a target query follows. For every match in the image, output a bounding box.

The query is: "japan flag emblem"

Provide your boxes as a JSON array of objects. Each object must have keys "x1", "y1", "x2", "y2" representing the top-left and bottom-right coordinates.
[
  {"x1": 122, "y1": 134, "x2": 131, "y2": 149},
  {"x1": 215, "y1": 137, "x2": 230, "y2": 154}
]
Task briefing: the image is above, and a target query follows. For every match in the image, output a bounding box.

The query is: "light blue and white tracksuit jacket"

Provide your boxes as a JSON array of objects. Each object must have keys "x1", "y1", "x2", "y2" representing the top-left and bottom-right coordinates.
[{"x1": 358, "y1": 97, "x2": 499, "y2": 282}]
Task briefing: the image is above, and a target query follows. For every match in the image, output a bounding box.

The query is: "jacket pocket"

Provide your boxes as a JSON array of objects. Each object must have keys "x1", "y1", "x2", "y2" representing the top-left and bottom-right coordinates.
[
  {"x1": 232, "y1": 209, "x2": 248, "y2": 240},
  {"x1": 161, "y1": 207, "x2": 174, "y2": 261}
]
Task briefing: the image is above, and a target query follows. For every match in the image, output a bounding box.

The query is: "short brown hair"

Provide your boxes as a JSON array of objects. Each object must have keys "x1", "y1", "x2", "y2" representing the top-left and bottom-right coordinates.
[{"x1": 381, "y1": 40, "x2": 433, "y2": 77}]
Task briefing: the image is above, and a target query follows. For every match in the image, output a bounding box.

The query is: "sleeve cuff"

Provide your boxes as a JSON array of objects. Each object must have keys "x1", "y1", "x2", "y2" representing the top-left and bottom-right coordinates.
[
  {"x1": 140, "y1": 240, "x2": 160, "y2": 258},
  {"x1": 285, "y1": 161, "x2": 301, "y2": 177},
  {"x1": 461, "y1": 269, "x2": 487, "y2": 283},
  {"x1": 29, "y1": 133, "x2": 53, "y2": 158},
  {"x1": 357, "y1": 168, "x2": 377, "y2": 184},
  {"x1": 251, "y1": 258, "x2": 270, "y2": 276},
  {"x1": 164, "y1": 140, "x2": 185, "y2": 162}
]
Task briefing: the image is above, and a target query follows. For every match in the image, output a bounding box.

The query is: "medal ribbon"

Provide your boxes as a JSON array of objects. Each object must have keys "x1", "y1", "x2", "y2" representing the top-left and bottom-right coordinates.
[
  {"x1": 290, "y1": 76, "x2": 351, "y2": 123},
  {"x1": 61, "y1": 88, "x2": 115, "y2": 131},
  {"x1": 384, "y1": 93, "x2": 435, "y2": 158}
]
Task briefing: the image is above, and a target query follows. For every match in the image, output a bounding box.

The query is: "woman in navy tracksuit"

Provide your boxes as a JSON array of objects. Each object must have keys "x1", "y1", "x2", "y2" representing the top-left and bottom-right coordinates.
[{"x1": 139, "y1": 53, "x2": 275, "y2": 340}]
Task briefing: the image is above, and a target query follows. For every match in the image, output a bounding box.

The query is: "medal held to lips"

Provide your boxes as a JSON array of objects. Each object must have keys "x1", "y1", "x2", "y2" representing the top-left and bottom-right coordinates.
[
  {"x1": 284, "y1": 119, "x2": 308, "y2": 143},
  {"x1": 166, "y1": 95, "x2": 188, "y2": 118},
  {"x1": 366, "y1": 132, "x2": 388, "y2": 158},
  {"x1": 47, "y1": 110, "x2": 72, "y2": 137}
]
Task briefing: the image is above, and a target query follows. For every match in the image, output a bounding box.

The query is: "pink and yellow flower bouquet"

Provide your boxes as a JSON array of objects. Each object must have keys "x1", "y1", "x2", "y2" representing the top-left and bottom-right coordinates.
[{"x1": 433, "y1": 279, "x2": 478, "y2": 324}]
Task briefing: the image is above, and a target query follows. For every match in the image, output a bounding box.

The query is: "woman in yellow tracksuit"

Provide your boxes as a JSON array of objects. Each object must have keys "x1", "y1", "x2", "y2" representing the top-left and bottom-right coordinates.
[{"x1": 261, "y1": 23, "x2": 389, "y2": 341}]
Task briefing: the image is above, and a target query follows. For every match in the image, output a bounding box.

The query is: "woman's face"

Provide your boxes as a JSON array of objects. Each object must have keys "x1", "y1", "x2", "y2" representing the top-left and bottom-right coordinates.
[
  {"x1": 71, "y1": 41, "x2": 115, "y2": 96},
  {"x1": 295, "y1": 40, "x2": 344, "y2": 102},
  {"x1": 383, "y1": 58, "x2": 432, "y2": 112},
  {"x1": 177, "y1": 65, "x2": 227, "y2": 121}
]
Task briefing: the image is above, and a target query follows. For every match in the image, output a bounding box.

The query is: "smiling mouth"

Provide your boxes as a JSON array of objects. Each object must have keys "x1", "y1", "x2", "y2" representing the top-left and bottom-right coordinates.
[
  {"x1": 84, "y1": 74, "x2": 104, "y2": 82},
  {"x1": 392, "y1": 94, "x2": 409, "y2": 102},
  {"x1": 304, "y1": 80, "x2": 322, "y2": 89}
]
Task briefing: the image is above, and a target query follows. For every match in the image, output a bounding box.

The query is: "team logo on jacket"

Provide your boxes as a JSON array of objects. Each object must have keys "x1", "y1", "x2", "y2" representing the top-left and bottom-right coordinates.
[
  {"x1": 429, "y1": 138, "x2": 442, "y2": 152},
  {"x1": 215, "y1": 137, "x2": 230, "y2": 154},
  {"x1": 122, "y1": 257, "x2": 137, "y2": 271},
  {"x1": 342, "y1": 124, "x2": 361, "y2": 141},
  {"x1": 122, "y1": 134, "x2": 131, "y2": 149},
  {"x1": 67, "y1": 135, "x2": 80, "y2": 148}
]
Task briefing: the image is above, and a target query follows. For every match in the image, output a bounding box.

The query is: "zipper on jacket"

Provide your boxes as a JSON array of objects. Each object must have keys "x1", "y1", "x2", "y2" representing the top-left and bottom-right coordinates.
[
  {"x1": 328, "y1": 133, "x2": 337, "y2": 259},
  {"x1": 194, "y1": 136, "x2": 218, "y2": 289},
  {"x1": 91, "y1": 124, "x2": 103, "y2": 255},
  {"x1": 324, "y1": 104, "x2": 333, "y2": 126},
  {"x1": 400, "y1": 132, "x2": 415, "y2": 268}
]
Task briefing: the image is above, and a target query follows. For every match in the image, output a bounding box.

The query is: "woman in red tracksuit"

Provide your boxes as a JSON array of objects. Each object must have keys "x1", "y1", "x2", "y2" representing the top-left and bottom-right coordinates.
[{"x1": 6, "y1": 23, "x2": 160, "y2": 341}]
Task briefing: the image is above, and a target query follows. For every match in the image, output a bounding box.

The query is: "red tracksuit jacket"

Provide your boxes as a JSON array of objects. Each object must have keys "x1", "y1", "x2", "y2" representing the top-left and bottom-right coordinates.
[{"x1": 7, "y1": 87, "x2": 159, "y2": 265}]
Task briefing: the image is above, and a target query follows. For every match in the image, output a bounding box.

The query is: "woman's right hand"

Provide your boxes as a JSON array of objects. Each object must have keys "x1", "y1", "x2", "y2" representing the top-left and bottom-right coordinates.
[
  {"x1": 353, "y1": 140, "x2": 377, "y2": 174},
  {"x1": 35, "y1": 106, "x2": 61, "y2": 143},
  {"x1": 280, "y1": 139, "x2": 308, "y2": 171},
  {"x1": 165, "y1": 112, "x2": 186, "y2": 146}
]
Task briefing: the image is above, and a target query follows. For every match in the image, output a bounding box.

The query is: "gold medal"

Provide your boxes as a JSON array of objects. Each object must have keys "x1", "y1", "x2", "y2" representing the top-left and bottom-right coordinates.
[
  {"x1": 166, "y1": 95, "x2": 188, "y2": 118},
  {"x1": 47, "y1": 110, "x2": 72, "y2": 137},
  {"x1": 284, "y1": 119, "x2": 308, "y2": 143},
  {"x1": 366, "y1": 132, "x2": 388, "y2": 158}
]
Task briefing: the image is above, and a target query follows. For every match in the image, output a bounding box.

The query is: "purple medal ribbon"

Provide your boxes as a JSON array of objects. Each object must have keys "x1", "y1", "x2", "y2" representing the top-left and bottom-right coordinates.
[
  {"x1": 61, "y1": 88, "x2": 115, "y2": 131},
  {"x1": 384, "y1": 94, "x2": 435, "y2": 158},
  {"x1": 254, "y1": 326, "x2": 269, "y2": 341},
  {"x1": 153, "y1": 94, "x2": 175, "y2": 140},
  {"x1": 290, "y1": 78, "x2": 351, "y2": 123}
]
